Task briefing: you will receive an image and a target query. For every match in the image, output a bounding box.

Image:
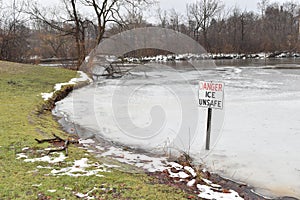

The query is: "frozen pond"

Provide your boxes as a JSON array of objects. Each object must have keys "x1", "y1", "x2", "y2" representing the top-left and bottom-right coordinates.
[{"x1": 55, "y1": 59, "x2": 300, "y2": 198}]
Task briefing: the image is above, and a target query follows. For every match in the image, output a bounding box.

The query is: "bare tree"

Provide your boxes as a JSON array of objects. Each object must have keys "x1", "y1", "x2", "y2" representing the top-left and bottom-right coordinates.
[
  {"x1": 69, "y1": 0, "x2": 85, "y2": 66},
  {"x1": 169, "y1": 9, "x2": 182, "y2": 32},
  {"x1": 187, "y1": 0, "x2": 223, "y2": 50},
  {"x1": 81, "y1": 0, "x2": 119, "y2": 46},
  {"x1": 283, "y1": 1, "x2": 300, "y2": 51},
  {"x1": 27, "y1": 0, "x2": 155, "y2": 68},
  {"x1": 257, "y1": 0, "x2": 270, "y2": 17},
  {"x1": 85, "y1": 0, "x2": 156, "y2": 40},
  {"x1": 298, "y1": 15, "x2": 300, "y2": 47},
  {"x1": 2, "y1": 0, "x2": 298, "y2": 63},
  {"x1": 122, "y1": 0, "x2": 153, "y2": 28},
  {"x1": 0, "y1": 0, "x2": 30, "y2": 62},
  {"x1": 36, "y1": 23, "x2": 75, "y2": 59},
  {"x1": 157, "y1": 8, "x2": 185, "y2": 32},
  {"x1": 157, "y1": 8, "x2": 168, "y2": 28},
  {"x1": 27, "y1": 0, "x2": 92, "y2": 68}
]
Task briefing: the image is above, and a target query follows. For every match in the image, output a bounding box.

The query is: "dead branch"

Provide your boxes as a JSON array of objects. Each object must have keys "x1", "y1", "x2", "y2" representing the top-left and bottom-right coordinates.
[
  {"x1": 47, "y1": 140, "x2": 69, "y2": 156},
  {"x1": 35, "y1": 134, "x2": 65, "y2": 143},
  {"x1": 35, "y1": 134, "x2": 78, "y2": 156}
]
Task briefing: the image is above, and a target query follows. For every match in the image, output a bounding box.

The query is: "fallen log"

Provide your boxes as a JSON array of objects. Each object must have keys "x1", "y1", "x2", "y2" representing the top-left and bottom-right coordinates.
[
  {"x1": 35, "y1": 134, "x2": 65, "y2": 144},
  {"x1": 35, "y1": 134, "x2": 78, "y2": 156}
]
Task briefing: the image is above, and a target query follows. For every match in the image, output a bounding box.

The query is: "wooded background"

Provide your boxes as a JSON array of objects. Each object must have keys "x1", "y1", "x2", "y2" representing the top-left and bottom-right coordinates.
[{"x1": 0, "y1": 0, "x2": 299, "y2": 68}]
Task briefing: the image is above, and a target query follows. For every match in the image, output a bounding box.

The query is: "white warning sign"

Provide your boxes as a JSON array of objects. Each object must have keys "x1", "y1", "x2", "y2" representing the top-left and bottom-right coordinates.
[{"x1": 198, "y1": 81, "x2": 224, "y2": 109}]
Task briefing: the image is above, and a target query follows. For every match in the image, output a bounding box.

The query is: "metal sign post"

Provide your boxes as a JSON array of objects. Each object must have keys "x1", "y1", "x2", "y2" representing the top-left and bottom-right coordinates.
[
  {"x1": 205, "y1": 107, "x2": 212, "y2": 150},
  {"x1": 198, "y1": 81, "x2": 224, "y2": 150}
]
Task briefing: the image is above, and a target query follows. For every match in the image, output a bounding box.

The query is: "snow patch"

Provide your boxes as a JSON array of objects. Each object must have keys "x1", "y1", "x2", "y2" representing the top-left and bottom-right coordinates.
[
  {"x1": 103, "y1": 163, "x2": 120, "y2": 168},
  {"x1": 32, "y1": 184, "x2": 42, "y2": 187},
  {"x1": 79, "y1": 139, "x2": 95, "y2": 144},
  {"x1": 50, "y1": 158, "x2": 108, "y2": 177},
  {"x1": 123, "y1": 52, "x2": 292, "y2": 63},
  {"x1": 41, "y1": 71, "x2": 92, "y2": 101},
  {"x1": 37, "y1": 165, "x2": 52, "y2": 169},
  {"x1": 197, "y1": 184, "x2": 243, "y2": 200},
  {"x1": 168, "y1": 169, "x2": 190, "y2": 179},
  {"x1": 95, "y1": 145, "x2": 105, "y2": 151},
  {"x1": 184, "y1": 166, "x2": 197, "y2": 177},
  {"x1": 22, "y1": 147, "x2": 30, "y2": 151},
  {"x1": 75, "y1": 187, "x2": 98, "y2": 199},
  {"x1": 98, "y1": 145, "x2": 243, "y2": 199},
  {"x1": 169, "y1": 162, "x2": 183, "y2": 170},
  {"x1": 101, "y1": 146, "x2": 168, "y2": 173},
  {"x1": 16, "y1": 153, "x2": 28, "y2": 159},
  {"x1": 164, "y1": 163, "x2": 243, "y2": 200},
  {"x1": 187, "y1": 179, "x2": 196, "y2": 187},
  {"x1": 24, "y1": 153, "x2": 67, "y2": 163}
]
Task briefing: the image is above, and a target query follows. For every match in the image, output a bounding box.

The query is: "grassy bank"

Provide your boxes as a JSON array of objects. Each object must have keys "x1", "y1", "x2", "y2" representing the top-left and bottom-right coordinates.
[{"x1": 0, "y1": 61, "x2": 188, "y2": 199}]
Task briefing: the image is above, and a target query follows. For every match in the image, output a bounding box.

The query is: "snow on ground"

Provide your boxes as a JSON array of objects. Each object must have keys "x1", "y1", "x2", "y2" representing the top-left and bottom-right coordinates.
[
  {"x1": 75, "y1": 187, "x2": 98, "y2": 199},
  {"x1": 88, "y1": 140, "x2": 244, "y2": 200},
  {"x1": 50, "y1": 158, "x2": 108, "y2": 177},
  {"x1": 23, "y1": 152, "x2": 67, "y2": 163},
  {"x1": 124, "y1": 52, "x2": 300, "y2": 63},
  {"x1": 16, "y1": 153, "x2": 28, "y2": 159},
  {"x1": 197, "y1": 184, "x2": 243, "y2": 200},
  {"x1": 16, "y1": 151, "x2": 108, "y2": 177},
  {"x1": 16, "y1": 143, "x2": 244, "y2": 200},
  {"x1": 100, "y1": 146, "x2": 168, "y2": 173},
  {"x1": 79, "y1": 139, "x2": 96, "y2": 145},
  {"x1": 41, "y1": 71, "x2": 92, "y2": 101}
]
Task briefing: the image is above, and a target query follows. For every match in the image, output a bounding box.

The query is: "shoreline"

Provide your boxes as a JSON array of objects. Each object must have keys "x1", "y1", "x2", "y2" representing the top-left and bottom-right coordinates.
[
  {"x1": 49, "y1": 71, "x2": 299, "y2": 200},
  {"x1": 122, "y1": 52, "x2": 300, "y2": 63},
  {"x1": 55, "y1": 108, "x2": 300, "y2": 200}
]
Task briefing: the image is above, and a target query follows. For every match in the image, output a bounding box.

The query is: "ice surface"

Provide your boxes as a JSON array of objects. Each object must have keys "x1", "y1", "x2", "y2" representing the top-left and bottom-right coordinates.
[{"x1": 55, "y1": 60, "x2": 300, "y2": 198}]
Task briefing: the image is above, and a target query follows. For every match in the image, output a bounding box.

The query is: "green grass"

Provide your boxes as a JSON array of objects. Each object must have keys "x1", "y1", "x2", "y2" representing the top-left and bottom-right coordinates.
[{"x1": 0, "y1": 61, "x2": 189, "y2": 199}]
